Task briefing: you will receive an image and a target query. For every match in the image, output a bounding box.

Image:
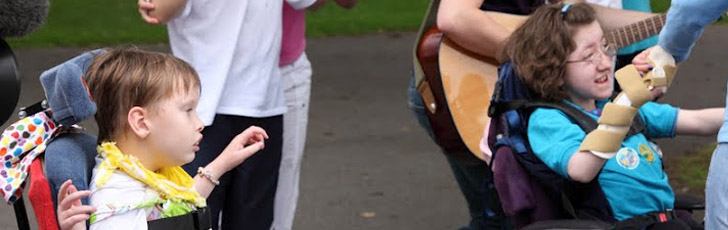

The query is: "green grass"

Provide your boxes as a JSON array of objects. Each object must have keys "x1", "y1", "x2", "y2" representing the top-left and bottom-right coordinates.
[
  {"x1": 8, "y1": 0, "x2": 168, "y2": 48},
  {"x1": 651, "y1": 0, "x2": 728, "y2": 24},
  {"x1": 8, "y1": 0, "x2": 723, "y2": 48},
  {"x1": 306, "y1": 0, "x2": 428, "y2": 37},
  {"x1": 650, "y1": 0, "x2": 670, "y2": 13},
  {"x1": 8, "y1": 0, "x2": 430, "y2": 48},
  {"x1": 665, "y1": 144, "x2": 714, "y2": 197}
]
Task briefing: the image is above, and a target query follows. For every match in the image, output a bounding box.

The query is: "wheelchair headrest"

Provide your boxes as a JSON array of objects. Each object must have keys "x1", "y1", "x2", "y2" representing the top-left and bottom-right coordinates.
[
  {"x1": 40, "y1": 49, "x2": 106, "y2": 126},
  {"x1": 494, "y1": 62, "x2": 535, "y2": 102},
  {"x1": 489, "y1": 62, "x2": 538, "y2": 117},
  {"x1": 0, "y1": 38, "x2": 20, "y2": 125}
]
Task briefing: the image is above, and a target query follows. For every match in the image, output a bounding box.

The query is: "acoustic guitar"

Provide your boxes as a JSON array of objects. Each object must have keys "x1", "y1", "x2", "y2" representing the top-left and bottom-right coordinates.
[{"x1": 417, "y1": 12, "x2": 667, "y2": 164}]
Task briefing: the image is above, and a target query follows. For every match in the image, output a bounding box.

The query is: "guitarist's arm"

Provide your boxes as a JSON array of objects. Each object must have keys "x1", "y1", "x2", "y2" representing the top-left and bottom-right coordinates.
[
  {"x1": 589, "y1": 4, "x2": 656, "y2": 32},
  {"x1": 437, "y1": 0, "x2": 656, "y2": 59},
  {"x1": 437, "y1": 0, "x2": 509, "y2": 58}
]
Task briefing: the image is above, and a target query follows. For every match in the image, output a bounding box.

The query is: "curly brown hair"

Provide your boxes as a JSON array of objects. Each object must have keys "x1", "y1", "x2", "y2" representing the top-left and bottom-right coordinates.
[{"x1": 501, "y1": 3, "x2": 596, "y2": 101}]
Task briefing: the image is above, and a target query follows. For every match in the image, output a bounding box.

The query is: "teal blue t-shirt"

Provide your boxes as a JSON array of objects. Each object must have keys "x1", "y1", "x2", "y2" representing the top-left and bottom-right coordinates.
[{"x1": 527, "y1": 100, "x2": 678, "y2": 220}]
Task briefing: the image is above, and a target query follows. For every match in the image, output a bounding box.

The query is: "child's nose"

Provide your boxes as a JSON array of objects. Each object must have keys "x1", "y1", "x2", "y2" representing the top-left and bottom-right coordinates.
[
  {"x1": 194, "y1": 115, "x2": 204, "y2": 132},
  {"x1": 598, "y1": 52, "x2": 612, "y2": 70}
]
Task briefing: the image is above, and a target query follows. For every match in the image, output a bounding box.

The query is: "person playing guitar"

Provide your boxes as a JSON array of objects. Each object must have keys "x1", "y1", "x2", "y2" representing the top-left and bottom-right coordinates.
[{"x1": 408, "y1": 0, "x2": 658, "y2": 229}]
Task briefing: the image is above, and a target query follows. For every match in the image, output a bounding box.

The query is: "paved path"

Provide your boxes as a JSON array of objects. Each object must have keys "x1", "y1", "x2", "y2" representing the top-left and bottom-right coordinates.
[{"x1": 0, "y1": 25, "x2": 726, "y2": 229}]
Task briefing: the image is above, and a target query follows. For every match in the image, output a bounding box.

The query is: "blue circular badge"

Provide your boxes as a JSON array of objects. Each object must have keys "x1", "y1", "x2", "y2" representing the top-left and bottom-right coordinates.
[{"x1": 616, "y1": 147, "x2": 640, "y2": 170}]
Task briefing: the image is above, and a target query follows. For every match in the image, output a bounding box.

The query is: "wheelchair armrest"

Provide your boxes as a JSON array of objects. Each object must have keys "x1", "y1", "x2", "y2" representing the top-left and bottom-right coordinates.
[
  {"x1": 674, "y1": 194, "x2": 705, "y2": 211},
  {"x1": 521, "y1": 219, "x2": 611, "y2": 230}
]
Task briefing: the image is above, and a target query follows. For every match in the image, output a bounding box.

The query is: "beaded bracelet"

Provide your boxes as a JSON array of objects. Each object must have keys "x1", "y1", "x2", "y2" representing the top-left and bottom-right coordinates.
[{"x1": 197, "y1": 167, "x2": 220, "y2": 186}]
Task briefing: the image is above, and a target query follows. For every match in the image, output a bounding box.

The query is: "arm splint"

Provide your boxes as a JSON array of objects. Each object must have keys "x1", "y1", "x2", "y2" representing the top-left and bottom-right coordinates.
[{"x1": 579, "y1": 46, "x2": 676, "y2": 159}]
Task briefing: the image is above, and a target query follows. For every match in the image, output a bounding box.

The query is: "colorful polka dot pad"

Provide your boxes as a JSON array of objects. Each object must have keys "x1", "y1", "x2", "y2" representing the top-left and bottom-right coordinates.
[{"x1": 0, "y1": 112, "x2": 58, "y2": 204}]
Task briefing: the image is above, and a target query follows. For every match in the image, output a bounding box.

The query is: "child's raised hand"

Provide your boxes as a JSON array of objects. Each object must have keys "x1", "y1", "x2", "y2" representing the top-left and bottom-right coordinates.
[
  {"x1": 219, "y1": 126, "x2": 268, "y2": 169},
  {"x1": 57, "y1": 180, "x2": 95, "y2": 230}
]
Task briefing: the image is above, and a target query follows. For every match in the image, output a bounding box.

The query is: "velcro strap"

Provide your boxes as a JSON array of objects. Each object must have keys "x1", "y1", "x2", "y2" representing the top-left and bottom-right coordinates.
[
  {"x1": 663, "y1": 65, "x2": 677, "y2": 87},
  {"x1": 646, "y1": 46, "x2": 678, "y2": 88},
  {"x1": 579, "y1": 128, "x2": 628, "y2": 153},
  {"x1": 643, "y1": 63, "x2": 676, "y2": 89},
  {"x1": 643, "y1": 71, "x2": 668, "y2": 88},
  {"x1": 615, "y1": 65, "x2": 652, "y2": 107},
  {"x1": 598, "y1": 103, "x2": 638, "y2": 126}
]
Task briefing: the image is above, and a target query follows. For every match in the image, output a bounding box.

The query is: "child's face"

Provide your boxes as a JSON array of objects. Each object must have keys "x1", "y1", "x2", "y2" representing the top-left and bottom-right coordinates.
[
  {"x1": 145, "y1": 85, "x2": 204, "y2": 168},
  {"x1": 564, "y1": 21, "x2": 614, "y2": 105}
]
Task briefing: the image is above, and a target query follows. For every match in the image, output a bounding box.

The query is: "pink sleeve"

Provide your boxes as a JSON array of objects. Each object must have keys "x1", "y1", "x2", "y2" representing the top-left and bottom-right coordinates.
[{"x1": 479, "y1": 121, "x2": 492, "y2": 165}]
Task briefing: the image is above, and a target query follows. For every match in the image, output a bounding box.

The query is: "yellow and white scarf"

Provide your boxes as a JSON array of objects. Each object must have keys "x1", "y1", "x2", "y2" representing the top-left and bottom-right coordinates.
[{"x1": 94, "y1": 142, "x2": 206, "y2": 207}]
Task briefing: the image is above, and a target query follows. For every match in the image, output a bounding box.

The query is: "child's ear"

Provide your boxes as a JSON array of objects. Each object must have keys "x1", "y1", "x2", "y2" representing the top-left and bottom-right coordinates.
[{"x1": 127, "y1": 106, "x2": 151, "y2": 139}]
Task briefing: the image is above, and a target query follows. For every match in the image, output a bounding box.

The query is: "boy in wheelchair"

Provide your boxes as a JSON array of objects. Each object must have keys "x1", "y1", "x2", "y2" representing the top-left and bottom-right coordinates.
[
  {"x1": 56, "y1": 47, "x2": 269, "y2": 230},
  {"x1": 491, "y1": 3, "x2": 723, "y2": 229}
]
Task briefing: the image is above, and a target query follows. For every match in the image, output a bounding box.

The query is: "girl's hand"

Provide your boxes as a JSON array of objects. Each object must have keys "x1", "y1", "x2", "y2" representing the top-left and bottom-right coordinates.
[
  {"x1": 630, "y1": 46, "x2": 666, "y2": 99},
  {"x1": 632, "y1": 47, "x2": 653, "y2": 73},
  {"x1": 57, "y1": 180, "x2": 95, "y2": 230}
]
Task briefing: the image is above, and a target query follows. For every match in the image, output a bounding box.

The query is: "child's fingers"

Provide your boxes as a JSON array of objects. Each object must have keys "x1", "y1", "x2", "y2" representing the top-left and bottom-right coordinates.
[
  {"x1": 633, "y1": 64, "x2": 652, "y2": 73},
  {"x1": 57, "y1": 180, "x2": 73, "y2": 208},
  {"x1": 58, "y1": 180, "x2": 71, "y2": 197},
  {"x1": 60, "y1": 214, "x2": 90, "y2": 230},
  {"x1": 250, "y1": 127, "x2": 268, "y2": 139},
  {"x1": 246, "y1": 135, "x2": 258, "y2": 145},
  {"x1": 649, "y1": 87, "x2": 665, "y2": 99},
  {"x1": 247, "y1": 133, "x2": 266, "y2": 145},
  {"x1": 138, "y1": 0, "x2": 155, "y2": 10},
  {"x1": 243, "y1": 126, "x2": 267, "y2": 137},
  {"x1": 232, "y1": 132, "x2": 249, "y2": 147},
  {"x1": 137, "y1": 1, "x2": 160, "y2": 25},
  {"x1": 62, "y1": 205, "x2": 97, "y2": 219},
  {"x1": 631, "y1": 47, "x2": 653, "y2": 72},
  {"x1": 59, "y1": 190, "x2": 91, "y2": 211},
  {"x1": 67, "y1": 183, "x2": 78, "y2": 193},
  {"x1": 66, "y1": 184, "x2": 84, "y2": 206},
  {"x1": 237, "y1": 126, "x2": 267, "y2": 143},
  {"x1": 139, "y1": 12, "x2": 160, "y2": 24},
  {"x1": 242, "y1": 141, "x2": 264, "y2": 155}
]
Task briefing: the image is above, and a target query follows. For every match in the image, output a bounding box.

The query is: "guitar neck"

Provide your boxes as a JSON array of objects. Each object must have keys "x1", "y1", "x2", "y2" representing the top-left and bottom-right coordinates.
[{"x1": 606, "y1": 13, "x2": 667, "y2": 50}]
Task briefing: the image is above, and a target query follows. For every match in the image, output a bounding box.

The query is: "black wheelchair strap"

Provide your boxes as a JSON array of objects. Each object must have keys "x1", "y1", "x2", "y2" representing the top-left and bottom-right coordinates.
[
  {"x1": 494, "y1": 100, "x2": 647, "y2": 137},
  {"x1": 611, "y1": 210, "x2": 679, "y2": 230},
  {"x1": 560, "y1": 191, "x2": 578, "y2": 219},
  {"x1": 147, "y1": 207, "x2": 212, "y2": 230}
]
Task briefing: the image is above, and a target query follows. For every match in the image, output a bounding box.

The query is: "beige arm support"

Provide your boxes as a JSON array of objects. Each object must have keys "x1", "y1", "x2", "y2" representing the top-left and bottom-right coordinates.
[
  {"x1": 579, "y1": 48, "x2": 677, "y2": 159},
  {"x1": 644, "y1": 46, "x2": 677, "y2": 90}
]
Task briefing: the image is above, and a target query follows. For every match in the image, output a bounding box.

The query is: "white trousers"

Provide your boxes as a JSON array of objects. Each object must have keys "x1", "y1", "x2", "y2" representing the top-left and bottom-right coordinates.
[{"x1": 271, "y1": 53, "x2": 311, "y2": 230}]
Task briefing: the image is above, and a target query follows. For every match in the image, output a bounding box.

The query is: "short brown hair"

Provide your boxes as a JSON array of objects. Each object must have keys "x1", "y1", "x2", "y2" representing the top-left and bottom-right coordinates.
[
  {"x1": 85, "y1": 47, "x2": 200, "y2": 142},
  {"x1": 501, "y1": 3, "x2": 596, "y2": 101}
]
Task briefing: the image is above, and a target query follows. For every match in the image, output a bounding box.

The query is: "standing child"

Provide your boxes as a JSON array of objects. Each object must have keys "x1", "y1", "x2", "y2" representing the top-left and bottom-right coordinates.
[
  {"x1": 56, "y1": 47, "x2": 268, "y2": 230},
  {"x1": 501, "y1": 2, "x2": 723, "y2": 226}
]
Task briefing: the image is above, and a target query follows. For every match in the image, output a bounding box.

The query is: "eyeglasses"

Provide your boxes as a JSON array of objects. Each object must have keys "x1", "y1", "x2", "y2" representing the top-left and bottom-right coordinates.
[{"x1": 566, "y1": 41, "x2": 616, "y2": 65}]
